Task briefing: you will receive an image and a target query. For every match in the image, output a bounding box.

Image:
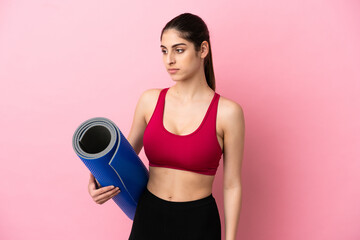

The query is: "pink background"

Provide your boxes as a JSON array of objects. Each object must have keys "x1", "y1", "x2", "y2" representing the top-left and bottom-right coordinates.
[{"x1": 1, "y1": 0, "x2": 359, "y2": 239}]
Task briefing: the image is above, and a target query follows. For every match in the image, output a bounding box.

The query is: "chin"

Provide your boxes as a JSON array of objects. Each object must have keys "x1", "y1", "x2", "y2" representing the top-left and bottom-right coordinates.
[{"x1": 169, "y1": 75, "x2": 183, "y2": 81}]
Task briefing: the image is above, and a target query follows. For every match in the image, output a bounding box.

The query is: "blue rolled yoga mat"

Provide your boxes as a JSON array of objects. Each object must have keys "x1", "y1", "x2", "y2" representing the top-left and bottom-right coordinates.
[{"x1": 72, "y1": 117, "x2": 149, "y2": 220}]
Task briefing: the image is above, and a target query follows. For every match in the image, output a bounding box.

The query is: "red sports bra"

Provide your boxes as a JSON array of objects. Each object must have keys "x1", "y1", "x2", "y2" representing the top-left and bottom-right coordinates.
[{"x1": 143, "y1": 87, "x2": 223, "y2": 175}]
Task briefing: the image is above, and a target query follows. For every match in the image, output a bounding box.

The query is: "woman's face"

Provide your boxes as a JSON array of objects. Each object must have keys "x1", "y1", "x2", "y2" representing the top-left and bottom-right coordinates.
[{"x1": 160, "y1": 29, "x2": 207, "y2": 81}]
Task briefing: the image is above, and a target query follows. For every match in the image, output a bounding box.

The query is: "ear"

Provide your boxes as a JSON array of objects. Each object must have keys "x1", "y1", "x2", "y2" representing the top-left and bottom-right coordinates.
[{"x1": 200, "y1": 41, "x2": 209, "y2": 59}]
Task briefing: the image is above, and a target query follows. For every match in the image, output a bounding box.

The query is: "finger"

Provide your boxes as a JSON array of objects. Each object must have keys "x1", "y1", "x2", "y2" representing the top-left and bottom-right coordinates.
[
  {"x1": 95, "y1": 187, "x2": 120, "y2": 204},
  {"x1": 110, "y1": 189, "x2": 121, "y2": 198},
  {"x1": 101, "y1": 189, "x2": 120, "y2": 204},
  {"x1": 88, "y1": 183, "x2": 96, "y2": 195},
  {"x1": 96, "y1": 189, "x2": 120, "y2": 204},
  {"x1": 88, "y1": 173, "x2": 102, "y2": 191},
  {"x1": 89, "y1": 173, "x2": 96, "y2": 189},
  {"x1": 89, "y1": 172, "x2": 95, "y2": 182},
  {"x1": 95, "y1": 178, "x2": 101, "y2": 188},
  {"x1": 88, "y1": 175, "x2": 97, "y2": 192},
  {"x1": 92, "y1": 185, "x2": 116, "y2": 198}
]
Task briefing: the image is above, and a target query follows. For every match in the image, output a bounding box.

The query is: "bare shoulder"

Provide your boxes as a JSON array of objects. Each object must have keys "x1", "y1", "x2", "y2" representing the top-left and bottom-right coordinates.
[
  {"x1": 139, "y1": 88, "x2": 162, "y2": 103},
  {"x1": 218, "y1": 95, "x2": 245, "y2": 134},
  {"x1": 139, "y1": 88, "x2": 163, "y2": 122}
]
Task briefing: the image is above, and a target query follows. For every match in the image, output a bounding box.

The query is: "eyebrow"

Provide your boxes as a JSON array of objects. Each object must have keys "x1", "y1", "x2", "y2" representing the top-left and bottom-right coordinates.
[{"x1": 160, "y1": 43, "x2": 187, "y2": 48}]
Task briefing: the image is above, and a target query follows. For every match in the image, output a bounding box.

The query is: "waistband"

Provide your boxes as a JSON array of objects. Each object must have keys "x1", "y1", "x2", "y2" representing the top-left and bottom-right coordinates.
[{"x1": 142, "y1": 187, "x2": 215, "y2": 210}]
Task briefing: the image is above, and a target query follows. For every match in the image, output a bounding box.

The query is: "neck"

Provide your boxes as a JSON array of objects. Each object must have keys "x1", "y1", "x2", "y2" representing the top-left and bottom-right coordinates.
[{"x1": 170, "y1": 68, "x2": 212, "y2": 101}]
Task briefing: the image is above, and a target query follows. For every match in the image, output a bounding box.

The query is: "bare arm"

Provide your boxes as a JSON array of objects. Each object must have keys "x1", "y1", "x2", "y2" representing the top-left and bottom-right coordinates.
[
  {"x1": 222, "y1": 100, "x2": 245, "y2": 240},
  {"x1": 126, "y1": 90, "x2": 151, "y2": 155}
]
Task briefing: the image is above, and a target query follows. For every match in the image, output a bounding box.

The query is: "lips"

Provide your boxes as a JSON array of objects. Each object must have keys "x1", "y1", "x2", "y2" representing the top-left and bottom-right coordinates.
[{"x1": 168, "y1": 68, "x2": 179, "y2": 74}]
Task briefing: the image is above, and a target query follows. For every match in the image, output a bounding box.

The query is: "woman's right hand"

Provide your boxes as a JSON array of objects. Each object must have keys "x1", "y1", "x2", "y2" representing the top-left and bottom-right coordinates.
[{"x1": 88, "y1": 172, "x2": 121, "y2": 204}]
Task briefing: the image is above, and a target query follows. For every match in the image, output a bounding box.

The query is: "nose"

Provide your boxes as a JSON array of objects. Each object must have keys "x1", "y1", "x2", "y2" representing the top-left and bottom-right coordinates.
[{"x1": 166, "y1": 51, "x2": 175, "y2": 65}]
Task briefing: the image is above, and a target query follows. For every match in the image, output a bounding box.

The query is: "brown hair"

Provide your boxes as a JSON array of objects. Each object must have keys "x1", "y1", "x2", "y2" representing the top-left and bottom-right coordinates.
[{"x1": 160, "y1": 13, "x2": 216, "y2": 91}]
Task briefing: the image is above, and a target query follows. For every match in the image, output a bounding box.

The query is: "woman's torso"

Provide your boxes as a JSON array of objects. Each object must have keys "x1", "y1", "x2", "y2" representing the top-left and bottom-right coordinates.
[{"x1": 143, "y1": 87, "x2": 224, "y2": 202}]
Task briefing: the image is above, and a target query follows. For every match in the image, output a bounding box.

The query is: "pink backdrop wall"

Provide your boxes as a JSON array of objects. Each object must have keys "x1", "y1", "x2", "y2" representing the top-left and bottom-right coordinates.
[{"x1": 1, "y1": 0, "x2": 359, "y2": 239}]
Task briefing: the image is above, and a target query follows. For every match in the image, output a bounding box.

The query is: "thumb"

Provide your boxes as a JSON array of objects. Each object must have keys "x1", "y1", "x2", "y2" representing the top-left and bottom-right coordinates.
[
  {"x1": 89, "y1": 173, "x2": 96, "y2": 188},
  {"x1": 89, "y1": 172, "x2": 95, "y2": 181},
  {"x1": 89, "y1": 172, "x2": 102, "y2": 188}
]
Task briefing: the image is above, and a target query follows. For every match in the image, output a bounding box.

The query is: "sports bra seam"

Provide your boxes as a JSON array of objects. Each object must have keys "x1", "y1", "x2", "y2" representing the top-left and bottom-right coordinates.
[{"x1": 149, "y1": 162, "x2": 217, "y2": 174}]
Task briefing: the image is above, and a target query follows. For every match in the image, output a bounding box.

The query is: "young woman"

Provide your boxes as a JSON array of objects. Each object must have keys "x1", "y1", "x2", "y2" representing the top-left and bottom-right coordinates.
[{"x1": 87, "y1": 13, "x2": 245, "y2": 240}]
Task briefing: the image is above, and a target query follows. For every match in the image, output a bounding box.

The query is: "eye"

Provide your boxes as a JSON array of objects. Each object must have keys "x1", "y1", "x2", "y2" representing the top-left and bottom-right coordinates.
[
  {"x1": 161, "y1": 49, "x2": 167, "y2": 54},
  {"x1": 176, "y1": 49, "x2": 184, "y2": 53}
]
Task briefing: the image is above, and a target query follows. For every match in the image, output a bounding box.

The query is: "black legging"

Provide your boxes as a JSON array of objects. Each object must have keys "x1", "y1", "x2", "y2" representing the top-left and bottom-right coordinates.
[{"x1": 128, "y1": 187, "x2": 221, "y2": 240}]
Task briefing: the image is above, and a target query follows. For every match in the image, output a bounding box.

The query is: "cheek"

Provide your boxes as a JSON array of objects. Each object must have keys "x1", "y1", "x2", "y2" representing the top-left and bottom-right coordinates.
[
  {"x1": 182, "y1": 53, "x2": 199, "y2": 68},
  {"x1": 186, "y1": 55, "x2": 201, "y2": 71}
]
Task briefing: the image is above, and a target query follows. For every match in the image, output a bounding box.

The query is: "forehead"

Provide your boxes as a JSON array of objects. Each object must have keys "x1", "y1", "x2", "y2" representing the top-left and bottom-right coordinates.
[{"x1": 160, "y1": 29, "x2": 190, "y2": 47}]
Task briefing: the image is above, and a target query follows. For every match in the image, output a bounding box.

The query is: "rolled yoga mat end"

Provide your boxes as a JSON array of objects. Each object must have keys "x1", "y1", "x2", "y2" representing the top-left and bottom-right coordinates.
[{"x1": 72, "y1": 117, "x2": 149, "y2": 220}]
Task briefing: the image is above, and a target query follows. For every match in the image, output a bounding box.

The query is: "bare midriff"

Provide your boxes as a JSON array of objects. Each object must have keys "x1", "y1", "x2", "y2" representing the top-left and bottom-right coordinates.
[{"x1": 147, "y1": 166, "x2": 215, "y2": 202}]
